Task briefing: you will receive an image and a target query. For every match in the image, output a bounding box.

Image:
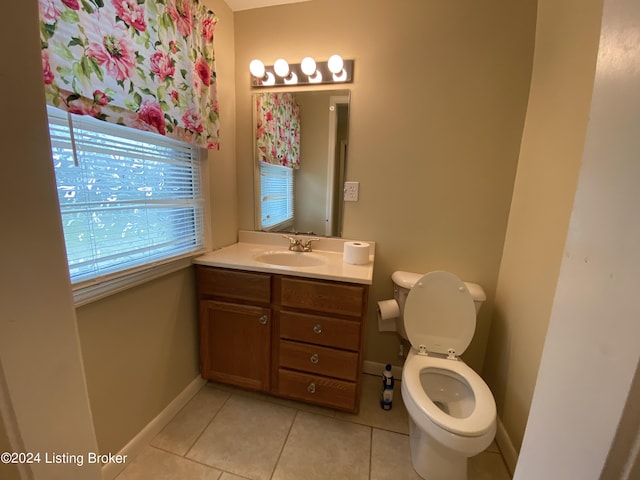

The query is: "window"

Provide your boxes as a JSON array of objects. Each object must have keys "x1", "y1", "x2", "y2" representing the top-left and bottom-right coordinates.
[
  {"x1": 259, "y1": 162, "x2": 294, "y2": 230},
  {"x1": 47, "y1": 106, "x2": 206, "y2": 288}
]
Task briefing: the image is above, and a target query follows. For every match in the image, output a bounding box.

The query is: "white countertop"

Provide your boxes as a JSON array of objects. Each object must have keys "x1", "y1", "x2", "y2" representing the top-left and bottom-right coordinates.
[{"x1": 193, "y1": 231, "x2": 375, "y2": 285}]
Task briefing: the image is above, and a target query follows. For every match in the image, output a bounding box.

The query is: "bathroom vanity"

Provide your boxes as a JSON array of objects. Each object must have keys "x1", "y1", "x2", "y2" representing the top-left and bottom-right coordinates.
[{"x1": 194, "y1": 231, "x2": 374, "y2": 413}]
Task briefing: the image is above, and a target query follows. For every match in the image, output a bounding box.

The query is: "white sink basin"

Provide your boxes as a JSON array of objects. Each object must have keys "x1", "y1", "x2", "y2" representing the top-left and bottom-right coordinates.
[{"x1": 255, "y1": 251, "x2": 327, "y2": 267}]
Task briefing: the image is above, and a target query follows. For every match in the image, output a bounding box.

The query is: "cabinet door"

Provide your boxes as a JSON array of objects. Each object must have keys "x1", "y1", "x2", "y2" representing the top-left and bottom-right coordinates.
[{"x1": 200, "y1": 300, "x2": 271, "y2": 392}]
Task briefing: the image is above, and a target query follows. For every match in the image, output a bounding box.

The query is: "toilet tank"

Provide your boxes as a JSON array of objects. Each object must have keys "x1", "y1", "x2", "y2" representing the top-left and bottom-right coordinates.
[{"x1": 391, "y1": 270, "x2": 487, "y2": 315}]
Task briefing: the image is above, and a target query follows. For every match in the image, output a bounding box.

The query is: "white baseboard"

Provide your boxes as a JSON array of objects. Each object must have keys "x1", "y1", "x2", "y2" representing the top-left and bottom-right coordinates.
[
  {"x1": 101, "y1": 375, "x2": 206, "y2": 480},
  {"x1": 363, "y1": 360, "x2": 403, "y2": 380},
  {"x1": 495, "y1": 416, "x2": 518, "y2": 476}
]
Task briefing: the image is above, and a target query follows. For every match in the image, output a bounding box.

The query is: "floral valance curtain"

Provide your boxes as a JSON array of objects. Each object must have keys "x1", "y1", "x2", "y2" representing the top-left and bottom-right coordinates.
[
  {"x1": 255, "y1": 93, "x2": 300, "y2": 169},
  {"x1": 38, "y1": 0, "x2": 220, "y2": 150}
]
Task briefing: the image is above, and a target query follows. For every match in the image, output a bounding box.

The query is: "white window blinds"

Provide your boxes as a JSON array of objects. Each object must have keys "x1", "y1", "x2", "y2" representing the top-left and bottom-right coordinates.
[
  {"x1": 47, "y1": 106, "x2": 205, "y2": 284},
  {"x1": 259, "y1": 162, "x2": 294, "y2": 230}
]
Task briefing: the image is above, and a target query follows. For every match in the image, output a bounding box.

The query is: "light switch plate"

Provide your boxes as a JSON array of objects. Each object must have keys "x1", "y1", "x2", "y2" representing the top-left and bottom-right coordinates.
[{"x1": 344, "y1": 181, "x2": 359, "y2": 201}]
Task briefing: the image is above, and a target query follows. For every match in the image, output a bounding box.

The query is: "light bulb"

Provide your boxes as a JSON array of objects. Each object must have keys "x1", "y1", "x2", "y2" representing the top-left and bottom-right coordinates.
[
  {"x1": 284, "y1": 72, "x2": 298, "y2": 85},
  {"x1": 309, "y1": 70, "x2": 323, "y2": 83},
  {"x1": 273, "y1": 58, "x2": 290, "y2": 78},
  {"x1": 249, "y1": 59, "x2": 265, "y2": 78},
  {"x1": 301, "y1": 57, "x2": 317, "y2": 76},
  {"x1": 262, "y1": 72, "x2": 275, "y2": 86},
  {"x1": 332, "y1": 69, "x2": 347, "y2": 82},
  {"x1": 327, "y1": 54, "x2": 344, "y2": 74}
]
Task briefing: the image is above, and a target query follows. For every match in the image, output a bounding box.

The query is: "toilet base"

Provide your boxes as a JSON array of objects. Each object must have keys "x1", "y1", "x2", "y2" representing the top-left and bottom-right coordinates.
[{"x1": 409, "y1": 416, "x2": 467, "y2": 480}]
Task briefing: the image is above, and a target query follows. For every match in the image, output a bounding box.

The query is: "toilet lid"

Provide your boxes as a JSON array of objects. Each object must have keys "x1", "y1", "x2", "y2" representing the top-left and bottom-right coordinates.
[{"x1": 404, "y1": 271, "x2": 476, "y2": 356}]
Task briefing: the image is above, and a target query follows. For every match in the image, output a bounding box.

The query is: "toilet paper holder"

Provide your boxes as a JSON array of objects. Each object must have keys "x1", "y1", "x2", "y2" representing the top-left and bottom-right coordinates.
[{"x1": 377, "y1": 299, "x2": 400, "y2": 333}]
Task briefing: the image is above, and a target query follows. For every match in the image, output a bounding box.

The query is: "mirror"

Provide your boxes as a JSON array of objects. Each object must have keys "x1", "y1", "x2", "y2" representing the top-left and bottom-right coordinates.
[{"x1": 253, "y1": 89, "x2": 350, "y2": 237}]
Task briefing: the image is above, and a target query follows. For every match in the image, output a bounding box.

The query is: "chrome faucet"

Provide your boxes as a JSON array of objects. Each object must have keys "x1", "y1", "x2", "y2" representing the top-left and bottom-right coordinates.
[{"x1": 283, "y1": 235, "x2": 320, "y2": 252}]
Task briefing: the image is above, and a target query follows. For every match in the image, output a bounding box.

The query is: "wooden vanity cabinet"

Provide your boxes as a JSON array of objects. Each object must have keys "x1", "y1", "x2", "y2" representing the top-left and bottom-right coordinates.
[
  {"x1": 273, "y1": 276, "x2": 368, "y2": 412},
  {"x1": 197, "y1": 267, "x2": 272, "y2": 392},
  {"x1": 196, "y1": 266, "x2": 369, "y2": 413}
]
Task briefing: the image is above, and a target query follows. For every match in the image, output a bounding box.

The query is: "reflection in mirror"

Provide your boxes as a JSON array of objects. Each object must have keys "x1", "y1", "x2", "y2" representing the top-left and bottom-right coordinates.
[{"x1": 253, "y1": 90, "x2": 350, "y2": 237}]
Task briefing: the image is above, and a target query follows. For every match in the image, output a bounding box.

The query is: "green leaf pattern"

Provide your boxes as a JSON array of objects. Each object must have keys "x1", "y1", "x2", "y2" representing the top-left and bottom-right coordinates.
[{"x1": 38, "y1": 0, "x2": 220, "y2": 149}]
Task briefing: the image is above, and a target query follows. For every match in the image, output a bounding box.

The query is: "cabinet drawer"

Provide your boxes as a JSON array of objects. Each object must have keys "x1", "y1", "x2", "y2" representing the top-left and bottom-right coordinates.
[
  {"x1": 279, "y1": 340, "x2": 359, "y2": 381},
  {"x1": 279, "y1": 310, "x2": 360, "y2": 351},
  {"x1": 279, "y1": 277, "x2": 366, "y2": 317},
  {"x1": 197, "y1": 266, "x2": 271, "y2": 303},
  {"x1": 278, "y1": 368, "x2": 356, "y2": 411}
]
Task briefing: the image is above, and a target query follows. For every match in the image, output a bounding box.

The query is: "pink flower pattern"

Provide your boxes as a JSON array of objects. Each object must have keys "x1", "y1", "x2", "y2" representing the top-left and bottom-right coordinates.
[
  {"x1": 255, "y1": 93, "x2": 301, "y2": 169},
  {"x1": 182, "y1": 108, "x2": 203, "y2": 133},
  {"x1": 150, "y1": 51, "x2": 175, "y2": 82},
  {"x1": 93, "y1": 90, "x2": 110, "y2": 105},
  {"x1": 37, "y1": 0, "x2": 219, "y2": 150},
  {"x1": 67, "y1": 97, "x2": 101, "y2": 117},
  {"x1": 39, "y1": 0, "x2": 60, "y2": 23},
  {"x1": 112, "y1": 0, "x2": 146, "y2": 32},
  {"x1": 167, "y1": 0, "x2": 193, "y2": 37},
  {"x1": 62, "y1": 0, "x2": 80, "y2": 10},
  {"x1": 202, "y1": 16, "x2": 216, "y2": 42},
  {"x1": 42, "y1": 51, "x2": 54, "y2": 85},
  {"x1": 138, "y1": 99, "x2": 166, "y2": 135},
  {"x1": 195, "y1": 57, "x2": 211, "y2": 86},
  {"x1": 87, "y1": 22, "x2": 136, "y2": 82}
]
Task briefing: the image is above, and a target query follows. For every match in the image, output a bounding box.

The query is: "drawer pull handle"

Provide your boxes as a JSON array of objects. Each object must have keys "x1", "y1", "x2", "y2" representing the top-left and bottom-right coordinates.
[
  {"x1": 307, "y1": 383, "x2": 316, "y2": 394},
  {"x1": 313, "y1": 324, "x2": 322, "y2": 334},
  {"x1": 259, "y1": 315, "x2": 268, "y2": 325},
  {"x1": 310, "y1": 353, "x2": 319, "y2": 364}
]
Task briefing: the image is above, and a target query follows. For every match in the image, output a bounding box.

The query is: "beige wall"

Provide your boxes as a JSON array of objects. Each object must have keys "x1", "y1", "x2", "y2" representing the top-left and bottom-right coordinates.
[
  {"x1": 76, "y1": 269, "x2": 200, "y2": 454},
  {"x1": 209, "y1": 0, "x2": 239, "y2": 248},
  {"x1": 514, "y1": 0, "x2": 640, "y2": 475},
  {"x1": 296, "y1": 92, "x2": 331, "y2": 235},
  {"x1": 235, "y1": 0, "x2": 537, "y2": 372},
  {"x1": 1, "y1": 2, "x2": 101, "y2": 478},
  {"x1": 484, "y1": 0, "x2": 604, "y2": 458}
]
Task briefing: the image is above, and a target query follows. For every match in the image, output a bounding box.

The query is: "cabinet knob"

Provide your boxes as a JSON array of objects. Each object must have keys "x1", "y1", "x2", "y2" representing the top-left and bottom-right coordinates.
[
  {"x1": 310, "y1": 353, "x2": 319, "y2": 364},
  {"x1": 313, "y1": 324, "x2": 322, "y2": 334},
  {"x1": 307, "y1": 383, "x2": 316, "y2": 394},
  {"x1": 259, "y1": 315, "x2": 268, "y2": 325}
]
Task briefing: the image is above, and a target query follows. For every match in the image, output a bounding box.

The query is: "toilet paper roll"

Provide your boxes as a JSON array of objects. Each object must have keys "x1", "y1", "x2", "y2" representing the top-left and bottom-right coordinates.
[
  {"x1": 343, "y1": 241, "x2": 370, "y2": 265},
  {"x1": 377, "y1": 299, "x2": 400, "y2": 332}
]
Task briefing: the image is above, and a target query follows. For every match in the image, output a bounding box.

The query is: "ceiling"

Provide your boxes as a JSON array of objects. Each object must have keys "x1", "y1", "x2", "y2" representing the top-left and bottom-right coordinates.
[{"x1": 224, "y1": 0, "x2": 311, "y2": 12}]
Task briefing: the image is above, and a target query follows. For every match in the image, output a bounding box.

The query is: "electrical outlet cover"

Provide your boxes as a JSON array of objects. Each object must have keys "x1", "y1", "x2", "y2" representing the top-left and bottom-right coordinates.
[{"x1": 344, "y1": 181, "x2": 359, "y2": 201}]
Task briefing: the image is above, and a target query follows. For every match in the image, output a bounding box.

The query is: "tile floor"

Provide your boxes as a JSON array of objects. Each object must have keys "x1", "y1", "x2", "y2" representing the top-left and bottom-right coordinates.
[{"x1": 116, "y1": 374, "x2": 511, "y2": 480}]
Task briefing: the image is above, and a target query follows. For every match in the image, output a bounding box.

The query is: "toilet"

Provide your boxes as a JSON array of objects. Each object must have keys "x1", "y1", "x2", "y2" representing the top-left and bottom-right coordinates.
[{"x1": 395, "y1": 271, "x2": 496, "y2": 480}]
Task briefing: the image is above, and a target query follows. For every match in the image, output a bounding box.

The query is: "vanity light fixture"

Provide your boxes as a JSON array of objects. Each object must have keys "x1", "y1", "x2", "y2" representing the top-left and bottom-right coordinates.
[{"x1": 249, "y1": 55, "x2": 353, "y2": 88}]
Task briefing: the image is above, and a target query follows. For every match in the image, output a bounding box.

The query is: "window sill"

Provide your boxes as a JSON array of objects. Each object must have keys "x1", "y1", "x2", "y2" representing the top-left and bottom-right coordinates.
[{"x1": 72, "y1": 252, "x2": 204, "y2": 307}]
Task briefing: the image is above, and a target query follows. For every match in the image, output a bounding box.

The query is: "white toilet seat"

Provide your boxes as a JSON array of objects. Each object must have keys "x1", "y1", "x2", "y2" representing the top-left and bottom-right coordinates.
[
  {"x1": 403, "y1": 271, "x2": 476, "y2": 358},
  {"x1": 402, "y1": 352, "x2": 496, "y2": 438}
]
